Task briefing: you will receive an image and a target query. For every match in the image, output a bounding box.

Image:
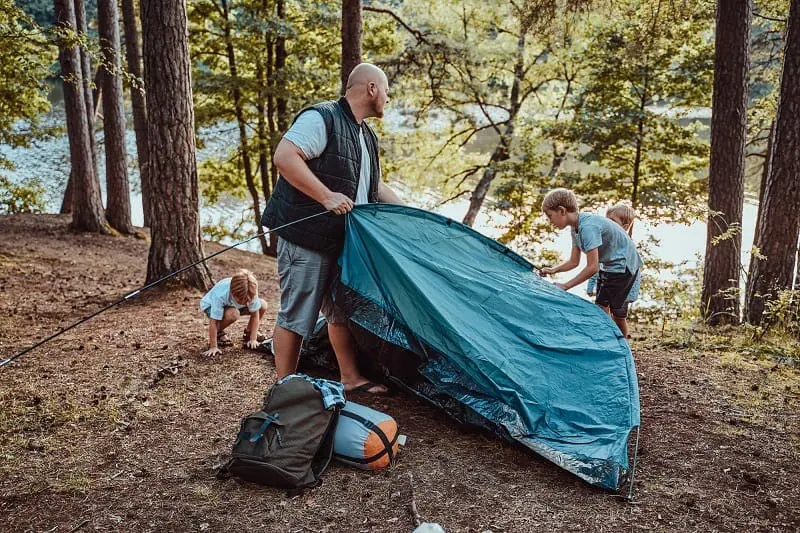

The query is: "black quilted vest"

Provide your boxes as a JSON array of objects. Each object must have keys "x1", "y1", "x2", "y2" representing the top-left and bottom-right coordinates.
[{"x1": 261, "y1": 97, "x2": 380, "y2": 254}]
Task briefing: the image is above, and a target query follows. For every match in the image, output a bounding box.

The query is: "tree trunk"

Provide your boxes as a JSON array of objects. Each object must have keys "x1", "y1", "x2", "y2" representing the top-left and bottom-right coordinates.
[
  {"x1": 462, "y1": 31, "x2": 525, "y2": 227},
  {"x1": 60, "y1": 174, "x2": 74, "y2": 214},
  {"x1": 276, "y1": 0, "x2": 288, "y2": 133},
  {"x1": 141, "y1": 0, "x2": 212, "y2": 290},
  {"x1": 341, "y1": 0, "x2": 362, "y2": 95},
  {"x1": 255, "y1": 59, "x2": 277, "y2": 257},
  {"x1": 56, "y1": 0, "x2": 108, "y2": 233},
  {"x1": 701, "y1": 0, "x2": 751, "y2": 325},
  {"x1": 121, "y1": 0, "x2": 152, "y2": 227},
  {"x1": 746, "y1": 0, "x2": 800, "y2": 324},
  {"x1": 261, "y1": 0, "x2": 287, "y2": 256},
  {"x1": 74, "y1": 0, "x2": 99, "y2": 183},
  {"x1": 745, "y1": 119, "x2": 776, "y2": 313},
  {"x1": 220, "y1": 0, "x2": 268, "y2": 254},
  {"x1": 98, "y1": 0, "x2": 134, "y2": 234}
]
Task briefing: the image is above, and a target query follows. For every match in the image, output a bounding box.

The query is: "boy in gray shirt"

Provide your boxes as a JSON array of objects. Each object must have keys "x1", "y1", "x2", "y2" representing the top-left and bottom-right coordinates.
[{"x1": 540, "y1": 188, "x2": 642, "y2": 338}]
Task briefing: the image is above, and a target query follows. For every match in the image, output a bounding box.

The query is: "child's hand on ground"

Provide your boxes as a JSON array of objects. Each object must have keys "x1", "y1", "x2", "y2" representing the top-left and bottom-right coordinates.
[
  {"x1": 244, "y1": 340, "x2": 260, "y2": 350},
  {"x1": 203, "y1": 346, "x2": 222, "y2": 357},
  {"x1": 539, "y1": 266, "x2": 557, "y2": 277},
  {"x1": 553, "y1": 282, "x2": 568, "y2": 290}
]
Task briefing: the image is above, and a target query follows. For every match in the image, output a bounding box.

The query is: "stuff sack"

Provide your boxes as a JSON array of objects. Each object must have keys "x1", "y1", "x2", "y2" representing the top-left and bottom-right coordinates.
[
  {"x1": 333, "y1": 401, "x2": 403, "y2": 470},
  {"x1": 218, "y1": 375, "x2": 340, "y2": 490}
]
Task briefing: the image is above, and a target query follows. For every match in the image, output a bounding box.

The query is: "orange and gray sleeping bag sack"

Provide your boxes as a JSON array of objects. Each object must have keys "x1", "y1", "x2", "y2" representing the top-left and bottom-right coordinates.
[{"x1": 333, "y1": 401, "x2": 404, "y2": 469}]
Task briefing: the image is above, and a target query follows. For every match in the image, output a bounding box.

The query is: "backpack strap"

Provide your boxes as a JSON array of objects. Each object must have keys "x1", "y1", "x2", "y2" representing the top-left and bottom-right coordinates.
[
  {"x1": 338, "y1": 409, "x2": 396, "y2": 463},
  {"x1": 249, "y1": 413, "x2": 280, "y2": 443}
]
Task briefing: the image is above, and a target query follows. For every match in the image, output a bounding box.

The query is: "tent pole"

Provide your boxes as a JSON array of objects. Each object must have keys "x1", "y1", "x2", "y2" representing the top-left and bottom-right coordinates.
[{"x1": 626, "y1": 425, "x2": 641, "y2": 500}]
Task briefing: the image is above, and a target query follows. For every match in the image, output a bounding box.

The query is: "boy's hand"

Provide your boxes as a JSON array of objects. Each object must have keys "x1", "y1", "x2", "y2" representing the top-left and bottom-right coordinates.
[
  {"x1": 203, "y1": 346, "x2": 222, "y2": 357},
  {"x1": 539, "y1": 266, "x2": 557, "y2": 277},
  {"x1": 244, "y1": 340, "x2": 260, "y2": 350},
  {"x1": 554, "y1": 282, "x2": 568, "y2": 290}
]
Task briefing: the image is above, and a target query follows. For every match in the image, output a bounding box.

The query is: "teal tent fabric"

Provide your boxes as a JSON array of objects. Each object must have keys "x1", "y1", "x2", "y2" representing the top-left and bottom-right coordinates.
[{"x1": 333, "y1": 204, "x2": 640, "y2": 490}]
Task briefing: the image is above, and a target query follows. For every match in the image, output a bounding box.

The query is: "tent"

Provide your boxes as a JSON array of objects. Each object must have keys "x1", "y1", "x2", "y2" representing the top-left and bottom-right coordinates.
[{"x1": 309, "y1": 204, "x2": 640, "y2": 490}]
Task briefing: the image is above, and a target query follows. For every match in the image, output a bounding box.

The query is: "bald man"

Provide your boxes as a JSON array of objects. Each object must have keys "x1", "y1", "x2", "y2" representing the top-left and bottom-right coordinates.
[{"x1": 261, "y1": 63, "x2": 402, "y2": 395}]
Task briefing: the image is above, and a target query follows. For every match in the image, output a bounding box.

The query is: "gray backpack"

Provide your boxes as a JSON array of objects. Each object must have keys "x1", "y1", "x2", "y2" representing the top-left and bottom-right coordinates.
[{"x1": 217, "y1": 376, "x2": 339, "y2": 490}]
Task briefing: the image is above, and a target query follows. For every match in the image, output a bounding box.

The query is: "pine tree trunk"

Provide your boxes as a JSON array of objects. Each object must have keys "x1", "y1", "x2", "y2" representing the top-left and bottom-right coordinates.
[
  {"x1": 701, "y1": 0, "x2": 751, "y2": 325},
  {"x1": 275, "y1": 0, "x2": 288, "y2": 133},
  {"x1": 56, "y1": 0, "x2": 108, "y2": 233},
  {"x1": 341, "y1": 0, "x2": 362, "y2": 95},
  {"x1": 746, "y1": 0, "x2": 800, "y2": 324},
  {"x1": 121, "y1": 0, "x2": 152, "y2": 227},
  {"x1": 141, "y1": 0, "x2": 211, "y2": 290},
  {"x1": 60, "y1": 173, "x2": 73, "y2": 214},
  {"x1": 220, "y1": 0, "x2": 268, "y2": 254},
  {"x1": 746, "y1": 119, "x2": 776, "y2": 313},
  {"x1": 98, "y1": 0, "x2": 134, "y2": 234},
  {"x1": 74, "y1": 0, "x2": 98, "y2": 183}
]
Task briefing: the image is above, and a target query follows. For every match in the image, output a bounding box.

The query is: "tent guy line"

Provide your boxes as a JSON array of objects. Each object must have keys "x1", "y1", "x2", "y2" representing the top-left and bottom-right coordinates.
[{"x1": 0, "y1": 210, "x2": 330, "y2": 370}]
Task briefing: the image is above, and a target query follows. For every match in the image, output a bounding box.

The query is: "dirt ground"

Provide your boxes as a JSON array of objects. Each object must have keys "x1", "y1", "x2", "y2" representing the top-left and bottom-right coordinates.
[{"x1": 1, "y1": 214, "x2": 798, "y2": 533}]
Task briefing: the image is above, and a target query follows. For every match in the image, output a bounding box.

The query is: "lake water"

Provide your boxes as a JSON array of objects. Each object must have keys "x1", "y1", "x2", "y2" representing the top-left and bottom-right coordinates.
[{"x1": 1, "y1": 111, "x2": 777, "y2": 300}]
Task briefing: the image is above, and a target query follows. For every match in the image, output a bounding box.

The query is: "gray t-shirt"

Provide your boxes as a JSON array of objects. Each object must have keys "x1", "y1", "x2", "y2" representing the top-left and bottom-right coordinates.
[
  {"x1": 282, "y1": 110, "x2": 373, "y2": 204},
  {"x1": 571, "y1": 213, "x2": 642, "y2": 274}
]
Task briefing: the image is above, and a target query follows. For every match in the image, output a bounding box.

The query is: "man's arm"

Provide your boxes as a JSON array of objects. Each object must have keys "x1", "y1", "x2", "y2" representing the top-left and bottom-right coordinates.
[
  {"x1": 377, "y1": 181, "x2": 403, "y2": 204},
  {"x1": 273, "y1": 139, "x2": 353, "y2": 214}
]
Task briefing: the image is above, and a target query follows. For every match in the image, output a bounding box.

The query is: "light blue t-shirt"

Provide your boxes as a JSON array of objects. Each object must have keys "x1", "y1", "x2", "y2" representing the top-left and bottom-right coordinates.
[
  {"x1": 199, "y1": 277, "x2": 261, "y2": 321},
  {"x1": 571, "y1": 213, "x2": 642, "y2": 274},
  {"x1": 283, "y1": 110, "x2": 374, "y2": 205}
]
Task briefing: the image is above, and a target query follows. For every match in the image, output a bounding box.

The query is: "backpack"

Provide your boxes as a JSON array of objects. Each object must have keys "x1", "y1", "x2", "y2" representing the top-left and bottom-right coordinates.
[{"x1": 217, "y1": 376, "x2": 340, "y2": 491}]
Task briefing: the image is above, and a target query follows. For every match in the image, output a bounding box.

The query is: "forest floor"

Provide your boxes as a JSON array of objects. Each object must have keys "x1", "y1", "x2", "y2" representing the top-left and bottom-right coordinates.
[{"x1": 1, "y1": 214, "x2": 799, "y2": 533}]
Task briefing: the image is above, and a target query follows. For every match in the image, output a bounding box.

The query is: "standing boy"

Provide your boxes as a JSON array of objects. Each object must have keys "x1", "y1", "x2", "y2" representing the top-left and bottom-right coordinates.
[{"x1": 540, "y1": 189, "x2": 642, "y2": 337}]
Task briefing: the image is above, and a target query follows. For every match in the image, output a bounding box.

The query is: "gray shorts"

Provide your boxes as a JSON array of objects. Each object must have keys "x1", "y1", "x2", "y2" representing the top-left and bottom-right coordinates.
[{"x1": 276, "y1": 238, "x2": 348, "y2": 339}]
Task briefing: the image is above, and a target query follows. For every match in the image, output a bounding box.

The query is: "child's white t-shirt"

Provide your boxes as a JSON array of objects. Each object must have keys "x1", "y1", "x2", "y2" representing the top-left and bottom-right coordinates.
[{"x1": 199, "y1": 278, "x2": 261, "y2": 321}]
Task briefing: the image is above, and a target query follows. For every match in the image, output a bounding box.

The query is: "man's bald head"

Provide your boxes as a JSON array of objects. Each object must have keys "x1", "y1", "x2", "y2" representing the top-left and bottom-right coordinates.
[
  {"x1": 346, "y1": 63, "x2": 387, "y2": 91},
  {"x1": 345, "y1": 63, "x2": 390, "y2": 120}
]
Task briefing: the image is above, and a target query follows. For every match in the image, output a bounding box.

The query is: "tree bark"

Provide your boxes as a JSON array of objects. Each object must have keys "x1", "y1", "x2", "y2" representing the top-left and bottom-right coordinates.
[
  {"x1": 746, "y1": 0, "x2": 800, "y2": 324},
  {"x1": 98, "y1": 0, "x2": 134, "y2": 234},
  {"x1": 745, "y1": 119, "x2": 776, "y2": 313},
  {"x1": 462, "y1": 31, "x2": 525, "y2": 227},
  {"x1": 220, "y1": 0, "x2": 268, "y2": 254},
  {"x1": 701, "y1": 0, "x2": 751, "y2": 325},
  {"x1": 121, "y1": 0, "x2": 152, "y2": 227},
  {"x1": 141, "y1": 0, "x2": 212, "y2": 290},
  {"x1": 74, "y1": 0, "x2": 99, "y2": 182},
  {"x1": 56, "y1": 0, "x2": 108, "y2": 233},
  {"x1": 275, "y1": 0, "x2": 288, "y2": 134},
  {"x1": 341, "y1": 0, "x2": 362, "y2": 95}
]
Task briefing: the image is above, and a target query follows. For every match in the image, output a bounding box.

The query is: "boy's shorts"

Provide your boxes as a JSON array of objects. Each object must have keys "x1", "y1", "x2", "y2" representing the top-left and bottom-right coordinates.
[
  {"x1": 596, "y1": 269, "x2": 638, "y2": 318},
  {"x1": 204, "y1": 306, "x2": 250, "y2": 319},
  {"x1": 275, "y1": 238, "x2": 348, "y2": 339}
]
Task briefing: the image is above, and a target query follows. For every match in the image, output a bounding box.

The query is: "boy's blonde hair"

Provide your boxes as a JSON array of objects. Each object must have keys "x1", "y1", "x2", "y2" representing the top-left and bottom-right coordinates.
[
  {"x1": 541, "y1": 188, "x2": 579, "y2": 213},
  {"x1": 230, "y1": 269, "x2": 258, "y2": 304},
  {"x1": 606, "y1": 202, "x2": 635, "y2": 233}
]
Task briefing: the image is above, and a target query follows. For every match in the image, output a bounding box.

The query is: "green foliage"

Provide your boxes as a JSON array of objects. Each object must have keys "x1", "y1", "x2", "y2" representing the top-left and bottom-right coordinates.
[
  {"x1": 0, "y1": 175, "x2": 46, "y2": 214},
  {"x1": 198, "y1": 154, "x2": 249, "y2": 204},
  {"x1": 0, "y1": 1, "x2": 56, "y2": 170},
  {"x1": 16, "y1": 0, "x2": 98, "y2": 30},
  {"x1": 548, "y1": 1, "x2": 714, "y2": 224},
  {"x1": 189, "y1": 0, "x2": 402, "y2": 208},
  {"x1": 754, "y1": 290, "x2": 800, "y2": 343}
]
